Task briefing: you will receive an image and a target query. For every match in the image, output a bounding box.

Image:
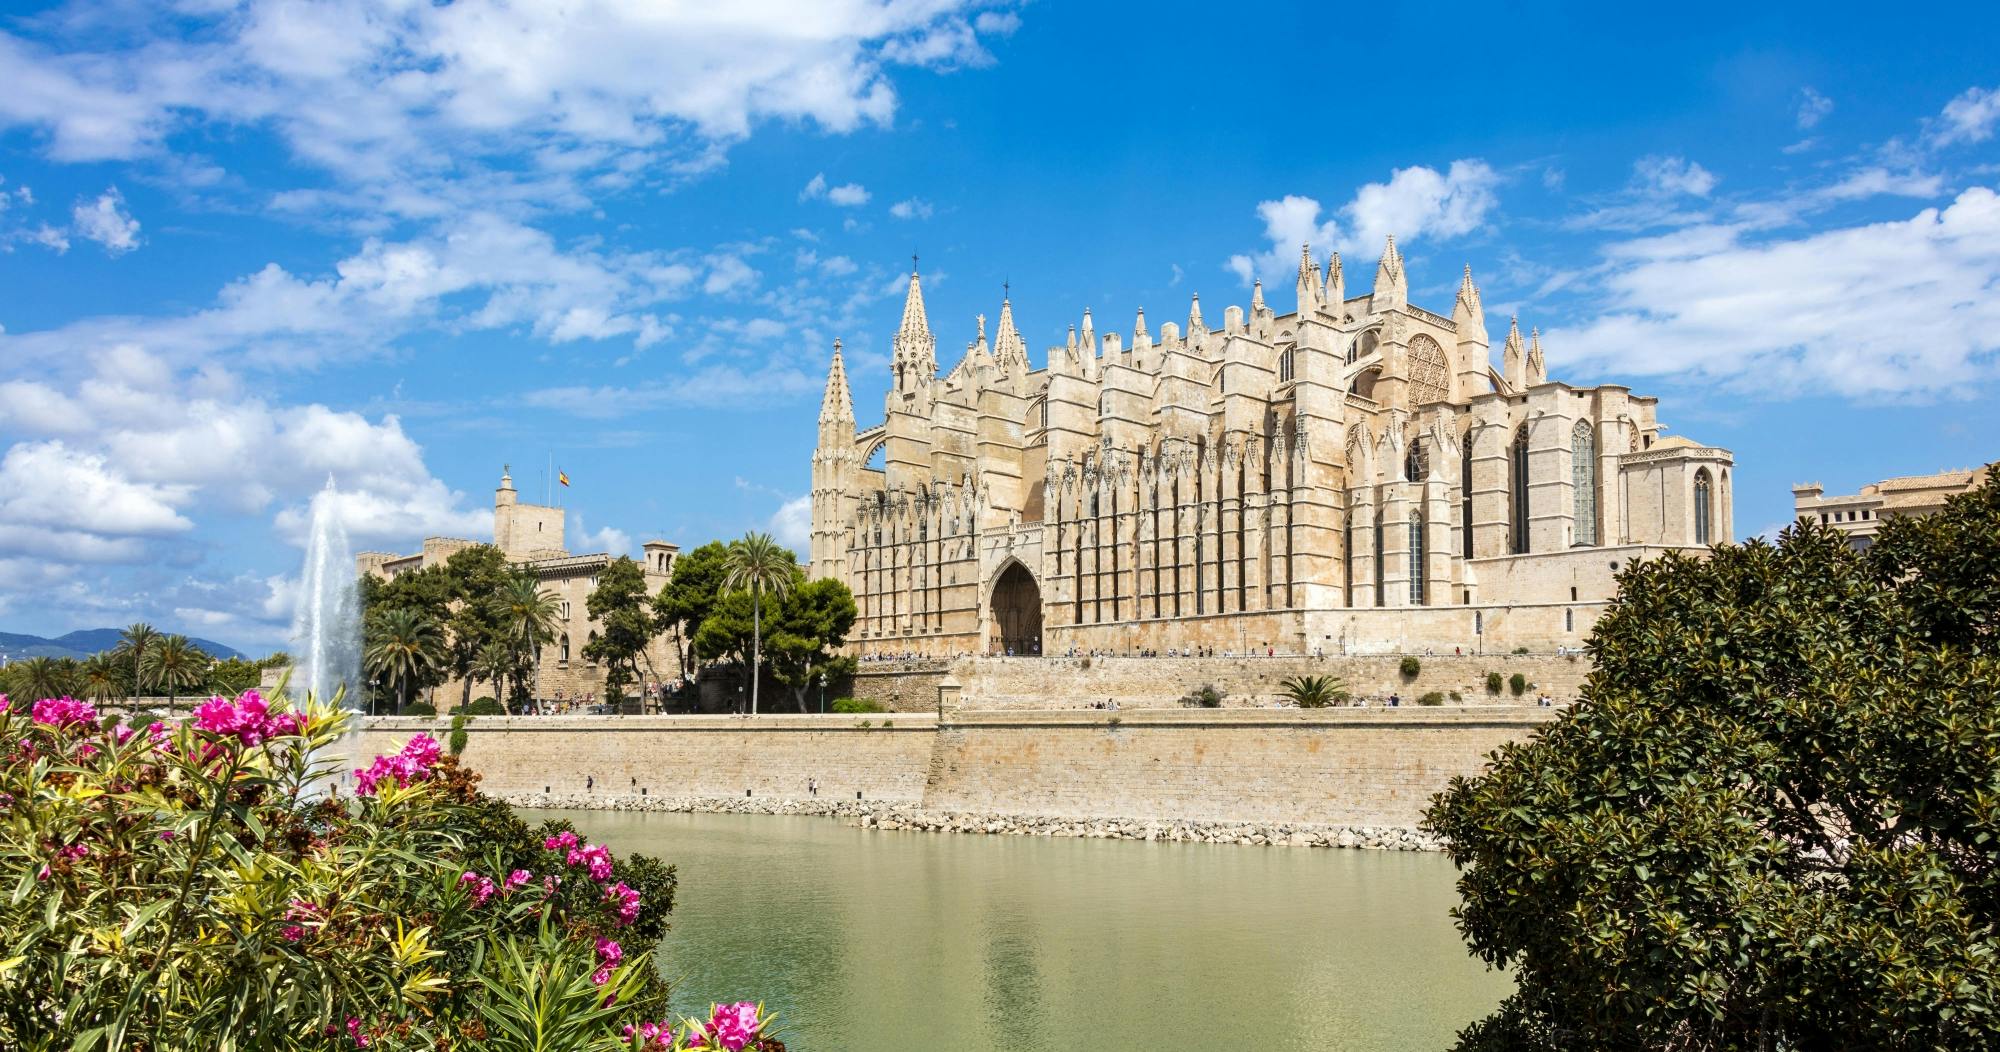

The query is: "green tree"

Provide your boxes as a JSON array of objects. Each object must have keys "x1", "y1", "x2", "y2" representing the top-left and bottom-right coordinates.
[
  {"x1": 583, "y1": 556, "x2": 657, "y2": 704},
  {"x1": 719, "y1": 533, "x2": 795, "y2": 716},
  {"x1": 360, "y1": 566, "x2": 454, "y2": 705},
  {"x1": 1278, "y1": 674, "x2": 1346, "y2": 708},
  {"x1": 764, "y1": 576, "x2": 858, "y2": 711},
  {"x1": 115, "y1": 622, "x2": 159, "y2": 707},
  {"x1": 204, "y1": 657, "x2": 265, "y2": 696},
  {"x1": 498, "y1": 572, "x2": 560, "y2": 707},
  {"x1": 653, "y1": 540, "x2": 728, "y2": 677},
  {"x1": 363, "y1": 607, "x2": 447, "y2": 714},
  {"x1": 443, "y1": 545, "x2": 514, "y2": 710},
  {"x1": 79, "y1": 653, "x2": 124, "y2": 701},
  {"x1": 143, "y1": 635, "x2": 211, "y2": 715},
  {"x1": 9, "y1": 657, "x2": 71, "y2": 702},
  {"x1": 471, "y1": 640, "x2": 518, "y2": 709},
  {"x1": 1426, "y1": 475, "x2": 2000, "y2": 1052}
]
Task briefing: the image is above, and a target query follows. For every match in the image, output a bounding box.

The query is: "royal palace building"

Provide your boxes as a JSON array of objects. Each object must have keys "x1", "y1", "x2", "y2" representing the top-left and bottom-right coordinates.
[{"x1": 811, "y1": 240, "x2": 1734, "y2": 658}]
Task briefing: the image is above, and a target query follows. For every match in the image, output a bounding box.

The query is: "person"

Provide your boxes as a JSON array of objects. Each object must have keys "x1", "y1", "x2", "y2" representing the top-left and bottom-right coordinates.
[
  {"x1": 1389, "y1": 693, "x2": 1401, "y2": 707},
  {"x1": 586, "y1": 775, "x2": 594, "y2": 792}
]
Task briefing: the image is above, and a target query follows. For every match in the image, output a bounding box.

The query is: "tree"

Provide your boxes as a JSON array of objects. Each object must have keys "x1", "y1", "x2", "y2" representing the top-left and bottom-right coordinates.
[
  {"x1": 584, "y1": 556, "x2": 657, "y2": 705},
  {"x1": 115, "y1": 622, "x2": 159, "y2": 706},
  {"x1": 719, "y1": 533, "x2": 795, "y2": 716},
  {"x1": 471, "y1": 640, "x2": 518, "y2": 709},
  {"x1": 498, "y1": 572, "x2": 560, "y2": 708},
  {"x1": 360, "y1": 566, "x2": 453, "y2": 705},
  {"x1": 1425, "y1": 475, "x2": 2000, "y2": 1052},
  {"x1": 8, "y1": 657, "x2": 71, "y2": 703},
  {"x1": 79, "y1": 654, "x2": 124, "y2": 701},
  {"x1": 443, "y1": 545, "x2": 513, "y2": 710},
  {"x1": 363, "y1": 607, "x2": 447, "y2": 714},
  {"x1": 764, "y1": 577, "x2": 857, "y2": 711},
  {"x1": 143, "y1": 636, "x2": 210, "y2": 715},
  {"x1": 1278, "y1": 674, "x2": 1346, "y2": 708},
  {"x1": 205, "y1": 657, "x2": 266, "y2": 696},
  {"x1": 652, "y1": 541, "x2": 728, "y2": 679}
]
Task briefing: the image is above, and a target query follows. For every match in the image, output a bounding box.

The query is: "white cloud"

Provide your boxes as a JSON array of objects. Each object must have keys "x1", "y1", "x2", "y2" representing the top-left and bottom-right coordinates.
[
  {"x1": 29, "y1": 224, "x2": 69, "y2": 253},
  {"x1": 1634, "y1": 155, "x2": 1718, "y2": 198},
  {"x1": 1224, "y1": 160, "x2": 1499, "y2": 285},
  {"x1": 702, "y1": 253, "x2": 758, "y2": 296},
  {"x1": 768, "y1": 495, "x2": 811, "y2": 550},
  {"x1": 0, "y1": 441, "x2": 193, "y2": 539},
  {"x1": 827, "y1": 182, "x2": 870, "y2": 207},
  {"x1": 1547, "y1": 186, "x2": 2000, "y2": 399},
  {"x1": 888, "y1": 197, "x2": 932, "y2": 220},
  {"x1": 799, "y1": 173, "x2": 828, "y2": 202},
  {"x1": 72, "y1": 187, "x2": 140, "y2": 254},
  {"x1": 1797, "y1": 87, "x2": 1834, "y2": 130},
  {"x1": 568, "y1": 513, "x2": 632, "y2": 557},
  {"x1": 1932, "y1": 85, "x2": 2000, "y2": 146}
]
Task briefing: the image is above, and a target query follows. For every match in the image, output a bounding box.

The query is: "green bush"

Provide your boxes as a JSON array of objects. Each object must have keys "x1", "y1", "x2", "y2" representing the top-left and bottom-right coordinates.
[
  {"x1": 831, "y1": 696, "x2": 884, "y2": 713},
  {"x1": 1450, "y1": 690, "x2": 1463, "y2": 701},
  {"x1": 1399, "y1": 655, "x2": 1422, "y2": 677},
  {"x1": 1280, "y1": 674, "x2": 1348, "y2": 708},
  {"x1": 1417, "y1": 691, "x2": 1445, "y2": 706},
  {"x1": 1512, "y1": 646, "x2": 1531, "y2": 655},
  {"x1": 447, "y1": 711, "x2": 472, "y2": 756},
  {"x1": 1181, "y1": 684, "x2": 1226, "y2": 708},
  {"x1": 462, "y1": 696, "x2": 506, "y2": 716},
  {"x1": 1509, "y1": 672, "x2": 1528, "y2": 696},
  {"x1": 1486, "y1": 671, "x2": 1504, "y2": 694},
  {"x1": 401, "y1": 700, "x2": 437, "y2": 717}
]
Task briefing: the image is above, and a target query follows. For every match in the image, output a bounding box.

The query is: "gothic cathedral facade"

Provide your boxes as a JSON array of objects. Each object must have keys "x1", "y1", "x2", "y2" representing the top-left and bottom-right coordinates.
[{"x1": 811, "y1": 240, "x2": 1733, "y2": 657}]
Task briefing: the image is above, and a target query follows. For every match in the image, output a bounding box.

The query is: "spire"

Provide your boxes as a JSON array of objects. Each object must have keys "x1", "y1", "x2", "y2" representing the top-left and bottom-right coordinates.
[
  {"x1": 995, "y1": 293, "x2": 1028, "y2": 371},
  {"x1": 1295, "y1": 243, "x2": 1322, "y2": 312},
  {"x1": 1323, "y1": 251, "x2": 1344, "y2": 314},
  {"x1": 1372, "y1": 235, "x2": 1407, "y2": 307},
  {"x1": 1080, "y1": 308, "x2": 1098, "y2": 377},
  {"x1": 892, "y1": 268, "x2": 937, "y2": 389},
  {"x1": 1452, "y1": 265, "x2": 1486, "y2": 333},
  {"x1": 1188, "y1": 293, "x2": 1205, "y2": 333},
  {"x1": 1502, "y1": 316, "x2": 1526, "y2": 391},
  {"x1": 1134, "y1": 307, "x2": 1149, "y2": 342},
  {"x1": 1251, "y1": 279, "x2": 1266, "y2": 313},
  {"x1": 820, "y1": 337, "x2": 854, "y2": 423},
  {"x1": 1067, "y1": 324, "x2": 1078, "y2": 351},
  {"x1": 1526, "y1": 327, "x2": 1547, "y2": 386}
]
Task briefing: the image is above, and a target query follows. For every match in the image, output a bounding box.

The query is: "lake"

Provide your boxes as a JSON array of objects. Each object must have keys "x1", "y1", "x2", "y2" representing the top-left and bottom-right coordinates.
[{"x1": 535, "y1": 809, "x2": 1510, "y2": 1052}]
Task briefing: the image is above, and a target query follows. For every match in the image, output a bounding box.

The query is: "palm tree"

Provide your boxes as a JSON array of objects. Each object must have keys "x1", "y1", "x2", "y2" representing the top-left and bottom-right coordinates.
[
  {"x1": 721, "y1": 532, "x2": 795, "y2": 716},
  {"x1": 115, "y1": 622, "x2": 159, "y2": 707},
  {"x1": 79, "y1": 654, "x2": 123, "y2": 702},
  {"x1": 499, "y1": 573, "x2": 561, "y2": 710},
  {"x1": 11, "y1": 656, "x2": 69, "y2": 702},
  {"x1": 1279, "y1": 674, "x2": 1348, "y2": 709},
  {"x1": 144, "y1": 636, "x2": 211, "y2": 716},
  {"x1": 364, "y1": 608, "x2": 446, "y2": 715},
  {"x1": 472, "y1": 641, "x2": 516, "y2": 709}
]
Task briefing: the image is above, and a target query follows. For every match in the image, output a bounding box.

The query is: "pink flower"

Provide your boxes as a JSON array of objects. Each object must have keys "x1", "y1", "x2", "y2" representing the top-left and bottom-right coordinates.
[
  {"x1": 146, "y1": 722, "x2": 171, "y2": 745},
  {"x1": 624, "y1": 1020, "x2": 673, "y2": 1049},
  {"x1": 281, "y1": 925, "x2": 305, "y2": 942},
  {"x1": 31, "y1": 696, "x2": 98, "y2": 730},
  {"x1": 566, "y1": 842, "x2": 614, "y2": 881},
  {"x1": 604, "y1": 881, "x2": 642, "y2": 926},
  {"x1": 345, "y1": 1017, "x2": 370, "y2": 1047},
  {"x1": 591, "y1": 936, "x2": 622, "y2": 985},
  {"x1": 687, "y1": 1002, "x2": 762, "y2": 1052},
  {"x1": 354, "y1": 734, "x2": 445, "y2": 795},
  {"x1": 111, "y1": 722, "x2": 135, "y2": 745},
  {"x1": 193, "y1": 690, "x2": 301, "y2": 747},
  {"x1": 543, "y1": 830, "x2": 579, "y2": 851},
  {"x1": 505, "y1": 868, "x2": 532, "y2": 890},
  {"x1": 460, "y1": 871, "x2": 498, "y2": 906}
]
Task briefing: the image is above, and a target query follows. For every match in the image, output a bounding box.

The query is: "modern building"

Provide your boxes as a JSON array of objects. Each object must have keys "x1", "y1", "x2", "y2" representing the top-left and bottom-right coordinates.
[
  {"x1": 811, "y1": 240, "x2": 1735, "y2": 658},
  {"x1": 1792, "y1": 464, "x2": 1992, "y2": 550},
  {"x1": 356, "y1": 469, "x2": 684, "y2": 704}
]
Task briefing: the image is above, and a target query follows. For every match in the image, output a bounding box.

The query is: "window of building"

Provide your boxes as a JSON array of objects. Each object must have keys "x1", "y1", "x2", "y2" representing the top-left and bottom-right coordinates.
[
  {"x1": 1510, "y1": 425, "x2": 1530, "y2": 554},
  {"x1": 1565, "y1": 609, "x2": 1574, "y2": 632},
  {"x1": 1474, "y1": 610, "x2": 1483, "y2": 635},
  {"x1": 1461, "y1": 436, "x2": 1474, "y2": 559},
  {"x1": 1571, "y1": 420, "x2": 1597, "y2": 546},
  {"x1": 559, "y1": 634, "x2": 570, "y2": 665},
  {"x1": 1405, "y1": 444, "x2": 1428, "y2": 483},
  {"x1": 1694, "y1": 469, "x2": 1714, "y2": 546},
  {"x1": 1278, "y1": 346, "x2": 1295, "y2": 382},
  {"x1": 1409, "y1": 511, "x2": 1426, "y2": 606},
  {"x1": 1373, "y1": 507, "x2": 1385, "y2": 608},
  {"x1": 1570, "y1": 586, "x2": 1578, "y2": 601},
  {"x1": 1408, "y1": 335, "x2": 1450, "y2": 405}
]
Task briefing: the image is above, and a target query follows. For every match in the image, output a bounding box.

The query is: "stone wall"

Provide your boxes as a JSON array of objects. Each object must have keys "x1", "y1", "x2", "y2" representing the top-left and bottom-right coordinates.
[
  {"x1": 940, "y1": 653, "x2": 1586, "y2": 708},
  {"x1": 350, "y1": 703, "x2": 1555, "y2": 831}
]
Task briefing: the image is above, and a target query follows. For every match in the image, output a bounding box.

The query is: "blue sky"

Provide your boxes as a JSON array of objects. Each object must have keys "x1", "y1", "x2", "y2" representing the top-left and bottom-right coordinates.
[{"x1": 1, "y1": 0, "x2": 1996, "y2": 652}]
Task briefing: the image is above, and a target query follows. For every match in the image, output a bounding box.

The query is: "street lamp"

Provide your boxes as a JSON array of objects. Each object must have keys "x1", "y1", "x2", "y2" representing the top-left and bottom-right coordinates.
[{"x1": 817, "y1": 673, "x2": 826, "y2": 714}]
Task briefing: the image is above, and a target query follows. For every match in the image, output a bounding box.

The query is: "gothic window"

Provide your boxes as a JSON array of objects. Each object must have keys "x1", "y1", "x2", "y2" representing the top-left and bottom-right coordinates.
[
  {"x1": 1408, "y1": 334, "x2": 1450, "y2": 405},
  {"x1": 1694, "y1": 469, "x2": 1714, "y2": 546},
  {"x1": 1405, "y1": 444, "x2": 1428, "y2": 483},
  {"x1": 1350, "y1": 328, "x2": 1379, "y2": 366},
  {"x1": 1409, "y1": 510, "x2": 1426, "y2": 606},
  {"x1": 559, "y1": 634, "x2": 570, "y2": 665},
  {"x1": 1510, "y1": 425, "x2": 1530, "y2": 554},
  {"x1": 1036, "y1": 397, "x2": 1048, "y2": 431},
  {"x1": 1571, "y1": 420, "x2": 1597, "y2": 547},
  {"x1": 1278, "y1": 346, "x2": 1295, "y2": 382},
  {"x1": 1460, "y1": 434, "x2": 1474, "y2": 559}
]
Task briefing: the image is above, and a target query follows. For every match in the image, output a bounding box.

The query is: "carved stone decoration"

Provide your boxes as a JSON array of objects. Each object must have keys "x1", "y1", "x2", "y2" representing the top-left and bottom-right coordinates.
[{"x1": 1408, "y1": 334, "x2": 1450, "y2": 406}]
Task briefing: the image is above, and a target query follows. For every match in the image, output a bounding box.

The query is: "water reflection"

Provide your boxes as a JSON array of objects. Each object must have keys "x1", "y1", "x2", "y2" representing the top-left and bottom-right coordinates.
[{"x1": 536, "y1": 810, "x2": 1509, "y2": 1052}]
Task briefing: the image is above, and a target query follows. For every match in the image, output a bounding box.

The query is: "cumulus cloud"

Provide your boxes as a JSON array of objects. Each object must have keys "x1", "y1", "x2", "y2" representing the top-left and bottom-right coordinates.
[
  {"x1": 1634, "y1": 156, "x2": 1719, "y2": 198},
  {"x1": 888, "y1": 197, "x2": 933, "y2": 220},
  {"x1": 1932, "y1": 85, "x2": 2000, "y2": 146},
  {"x1": 768, "y1": 495, "x2": 812, "y2": 550},
  {"x1": 72, "y1": 187, "x2": 140, "y2": 254},
  {"x1": 1224, "y1": 159, "x2": 1499, "y2": 285},
  {"x1": 1546, "y1": 186, "x2": 2000, "y2": 399},
  {"x1": 802, "y1": 172, "x2": 870, "y2": 206}
]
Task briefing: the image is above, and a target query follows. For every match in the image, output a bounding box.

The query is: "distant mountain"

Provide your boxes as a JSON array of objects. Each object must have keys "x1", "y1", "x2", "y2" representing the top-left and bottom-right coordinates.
[{"x1": 0, "y1": 629, "x2": 247, "y2": 662}]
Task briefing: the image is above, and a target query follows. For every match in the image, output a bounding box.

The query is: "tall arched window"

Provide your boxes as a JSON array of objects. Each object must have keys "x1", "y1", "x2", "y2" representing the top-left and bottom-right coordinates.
[
  {"x1": 1407, "y1": 335, "x2": 1450, "y2": 405},
  {"x1": 1409, "y1": 509, "x2": 1426, "y2": 605},
  {"x1": 1278, "y1": 346, "x2": 1295, "y2": 382},
  {"x1": 1405, "y1": 443, "x2": 1428, "y2": 483},
  {"x1": 1510, "y1": 425, "x2": 1531, "y2": 554},
  {"x1": 1694, "y1": 469, "x2": 1714, "y2": 546},
  {"x1": 1460, "y1": 434, "x2": 1474, "y2": 559},
  {"x1": 1571, "y1": 420, "x2": 1597, "y2": 547},
  {"x1": 559, "y1": 634, "x2": 570, "y2": 665}
]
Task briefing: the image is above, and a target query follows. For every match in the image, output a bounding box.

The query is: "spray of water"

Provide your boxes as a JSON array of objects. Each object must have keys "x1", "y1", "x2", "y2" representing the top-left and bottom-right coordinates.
[{"x1": 291, "y1": 476, "x2": 363, "y2": 711}]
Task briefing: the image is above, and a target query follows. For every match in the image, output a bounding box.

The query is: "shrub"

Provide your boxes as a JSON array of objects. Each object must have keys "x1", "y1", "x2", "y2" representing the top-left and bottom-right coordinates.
[
  {"x1": 401, "y1": 700, "x2": 437, "y2": 717},
  {"x1": 463, "y1": 696, "x2": 506, "y2": 716},
  {"x1": 1079, "y1": 656, "x2": 1093, "y2": 669},
  {"x1": 1399, "y1": 655, "x2": 1421, "y2": 678},
  {"x1": 1512, "y1": 646, "x2": 1530, "y2": 655},
  {"x1": 1449, "y1": 690, "x2": 1463, "y2": 701},
  {"x1": 1279, "y1": 674, "x2": 1348, "y2": 708},
  {"x1": 831, "y1": 696, "x2": 884, "y2": 714},
  {"x1": 1417, "y1": 691, "x2": 1445, "y2": 706},
  {"x1": 0, "y1": 690, "x2": 776, "y2": 1050},
  {"x1": 1486, "y1": 671, "x2": 1504, "y2": 694},
  {"x1": 1180, "y1": 684, "x2": 1225, "y2": 708},
  {"x1": 1509, "y1": 672, "x2": 1528, "y2": 696},
  {"x1": 447, "y1": 711, "x2": 472, "y2": 756}
]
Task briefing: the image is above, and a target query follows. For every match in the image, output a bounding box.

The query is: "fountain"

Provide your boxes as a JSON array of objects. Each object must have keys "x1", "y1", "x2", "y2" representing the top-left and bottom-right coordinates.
[{"x1": 290, "y1": 477, "x2": 363, "y2": 710}]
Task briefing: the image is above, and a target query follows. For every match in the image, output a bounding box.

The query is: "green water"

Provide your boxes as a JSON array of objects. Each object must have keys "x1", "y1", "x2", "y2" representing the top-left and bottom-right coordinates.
[{"x1": 538, "y1": 810, "x2": 1509, "y2": 1052}]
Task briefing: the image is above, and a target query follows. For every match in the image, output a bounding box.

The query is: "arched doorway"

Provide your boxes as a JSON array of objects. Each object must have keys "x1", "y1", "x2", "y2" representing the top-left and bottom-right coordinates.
[{"x1": 989, "y1": 561, "x2": 1043, "y2": 656}]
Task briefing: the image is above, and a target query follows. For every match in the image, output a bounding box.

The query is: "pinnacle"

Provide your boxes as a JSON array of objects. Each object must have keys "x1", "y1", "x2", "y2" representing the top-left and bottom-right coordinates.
[{"x1": 819, "y1": 338, "x2": 854, "y2": 422}]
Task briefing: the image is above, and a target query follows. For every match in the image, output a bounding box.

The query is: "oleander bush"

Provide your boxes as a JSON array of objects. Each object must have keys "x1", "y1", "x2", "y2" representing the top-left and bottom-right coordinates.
[
  {"x1": 1508, "y1": 672, "x2": 1527, "y2": 696},
  {"x1": 1416, "y1": 691, "x2": 1445, "y2": 706},
  {"x1": 1180, "y1": 684, "x2": 1225, "y2": 709},
  {"x1": 0, "y1": 690, "x2": 780, "y2": 1052}
]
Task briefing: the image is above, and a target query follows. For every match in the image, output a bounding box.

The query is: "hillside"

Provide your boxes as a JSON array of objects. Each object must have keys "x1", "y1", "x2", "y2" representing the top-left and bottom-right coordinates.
[{"x1": 0, "y1": 629, "x2": 249, "y2": 663}]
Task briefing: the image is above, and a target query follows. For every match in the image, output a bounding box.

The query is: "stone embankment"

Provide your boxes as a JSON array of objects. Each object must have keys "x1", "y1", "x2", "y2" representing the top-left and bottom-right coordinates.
[{"x1": 504, "y1": 790, "x2": 1442, "y2": 852}]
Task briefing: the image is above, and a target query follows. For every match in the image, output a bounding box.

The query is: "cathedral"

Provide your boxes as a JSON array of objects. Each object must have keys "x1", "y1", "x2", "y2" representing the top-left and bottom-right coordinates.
[{"x1": 810, "y1": 240, "x2": 1734, "y2": 658}]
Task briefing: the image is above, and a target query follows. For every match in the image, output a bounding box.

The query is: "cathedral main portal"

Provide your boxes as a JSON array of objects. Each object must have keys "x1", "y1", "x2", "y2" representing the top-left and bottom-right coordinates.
[{"x1": 989, "y1": 562, "x2": 1043, "y2": 656}]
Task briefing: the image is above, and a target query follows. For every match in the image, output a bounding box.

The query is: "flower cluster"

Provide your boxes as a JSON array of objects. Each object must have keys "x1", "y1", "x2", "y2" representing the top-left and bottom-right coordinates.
[
  {"x1": 543, "y1": 829, "x2": 642, "y2": 923},
  {"x1": 460, "y1": 871, "x2": 498, "y2": 906},
  {"x1": 31, "y1": 696, "x2": 98, "y2": 730},
  {"x1": 686, "y1": 1002, "x2": 764, "y2": 1052},
  {"x1": 192, "y1": 690, "x2": 302, "y2": 746},
  {"x1": 604, "y1": 881, "x2": 642, "y2": 926},
  {"x1": 354, "y1": 734, "x2": 443, "y2": 795},
  {"x1": 592, "y1": 936, "x2": 623, "y2": 985}
]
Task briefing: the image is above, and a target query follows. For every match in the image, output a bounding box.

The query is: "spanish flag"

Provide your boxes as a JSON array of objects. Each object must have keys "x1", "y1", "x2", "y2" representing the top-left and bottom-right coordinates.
[{"x1": 558, "y1": 471, "x2": 570, "y2": 487}]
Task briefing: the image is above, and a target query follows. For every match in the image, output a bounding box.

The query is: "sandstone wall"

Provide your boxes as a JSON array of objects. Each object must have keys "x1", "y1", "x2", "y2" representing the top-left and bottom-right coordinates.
[
  {"x1": 922, "y1": 708, "x2": 1552, "y2": 827},
  {"x1": 941, "y1": 653, "x2": 1587, "y2": 708}
]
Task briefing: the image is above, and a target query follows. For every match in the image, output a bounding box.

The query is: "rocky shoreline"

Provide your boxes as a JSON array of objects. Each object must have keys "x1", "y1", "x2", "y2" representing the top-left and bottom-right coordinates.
[{"x1": 504, "y1": 791, "x2": 1443, "y2": 852}]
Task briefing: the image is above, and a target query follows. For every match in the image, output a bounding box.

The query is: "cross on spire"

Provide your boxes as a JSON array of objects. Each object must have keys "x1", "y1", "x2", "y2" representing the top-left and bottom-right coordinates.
[
  {"x1": 911, "y1": 249, "x2": 919, "y2": 273},
  {"x1": 1003, "y1": 277, "x2": 1010, "y2": 301}
]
